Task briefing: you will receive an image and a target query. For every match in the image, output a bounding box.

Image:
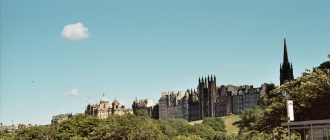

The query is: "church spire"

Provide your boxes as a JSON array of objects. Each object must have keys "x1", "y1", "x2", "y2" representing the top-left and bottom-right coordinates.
[
  {"x1": 280, "y1": 38, "x2": 294, "y2": 85},
  {"x1": 283, "y1": 38, "x2": 289, "y2": 64}
]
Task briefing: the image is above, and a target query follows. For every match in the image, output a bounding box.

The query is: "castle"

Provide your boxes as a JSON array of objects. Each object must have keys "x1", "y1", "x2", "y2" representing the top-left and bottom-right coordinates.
[
  {"x1": 51, "y1": 113, "x2": 73, "y2": 124},
  {"x1": 158, "y1": 78, "x2": 266, "y2": 121},
  {"x1": 134, "y1": 38, "x2": 295, "y2": 122},
  {"x1": 85, "y1": 94, "x2": 130, "y2": 119},
  {"x1": 132, "y1": 98, "x2": 159, "y2": 119}
]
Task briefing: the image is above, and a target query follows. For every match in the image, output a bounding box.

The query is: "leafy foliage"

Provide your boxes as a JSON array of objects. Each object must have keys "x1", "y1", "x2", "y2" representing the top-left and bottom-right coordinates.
[
  {"x1": 5, "y1": 113, "x2": 239, "y2": 140},
  {"x1": 318, "y1": 61, "x2": 330, "y2": 70},
  {"x1": 254, "y1": 68, "x2": 330, "y2": 138},
  {"x1": 240, "y1": 106, "x2": 263, "y2": 129},
  {"x1": 189, "y1": 124, "x2": 215, "y2": 139},
  {"x1": 202, "y1": 117, "x2": 226, "y2": 132}
]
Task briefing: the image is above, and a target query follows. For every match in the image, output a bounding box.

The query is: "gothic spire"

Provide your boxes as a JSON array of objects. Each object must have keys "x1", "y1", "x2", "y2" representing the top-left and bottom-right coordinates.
[
  {"x1": 283, "y1": 38, "x2": 289, "y2": 64},
  {"x1": 280, "y1": 38, "x2": 294, "y2": 85}
]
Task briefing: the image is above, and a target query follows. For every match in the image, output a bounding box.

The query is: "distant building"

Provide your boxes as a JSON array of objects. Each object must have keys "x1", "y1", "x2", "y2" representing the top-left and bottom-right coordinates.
[
  {"x1": 132, "y1": 98, "x2": 159, "y2": 119},
  {"x1": 85, "y1": 94, "x2": 128, "y2": 119},
  {"x1": 51, "y1": 113, "x2": 73, "y2": 124},
  {"x1": 0, "y1": 123, "x2": 18, "y2": 133},
  {"x1": 157, "y1": 38, "x2": 297, "y2": 121},
  {"x1": 158, "y1": 76, "x2": 266, "y2": 121},
  {"x1": 159, "y1": 91, "x2": 189, "y2": 120}
]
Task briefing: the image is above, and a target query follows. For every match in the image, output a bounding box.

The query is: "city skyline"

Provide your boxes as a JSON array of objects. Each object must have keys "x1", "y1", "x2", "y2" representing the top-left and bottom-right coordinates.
[{"x1": 1, "y1": 1, "x2": 330, "y2": 125}]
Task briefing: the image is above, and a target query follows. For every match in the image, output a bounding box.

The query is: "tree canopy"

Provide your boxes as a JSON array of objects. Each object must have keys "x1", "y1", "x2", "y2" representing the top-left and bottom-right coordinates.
[{"x1": 255, "y1": 68, "x2": 330, "y2": 133}]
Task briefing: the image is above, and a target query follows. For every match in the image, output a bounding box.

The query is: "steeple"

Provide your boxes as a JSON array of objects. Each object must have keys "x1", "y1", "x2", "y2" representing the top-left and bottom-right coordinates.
[
  {"x1": 280, "y1": 38, "x2": 294, "y2": 85},
  {"x1": 283, "y1": 38, "x2": 289, "y2": 64}
]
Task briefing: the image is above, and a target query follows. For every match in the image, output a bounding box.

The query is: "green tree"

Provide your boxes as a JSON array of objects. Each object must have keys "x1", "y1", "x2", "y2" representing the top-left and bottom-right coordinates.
[
  {"x1": 155, "y1": 120, "x2": 178, "y2": 139},
  {"x1": 316, "y1": 54, "x2": 330, "y2": 70},
  {"x1": 166, "y1": 118, "x2": 191, "y2": 136},
  {"x1": 255, "y1": 69, "x2": 330, "y2": 133},
  {"x1": 240, "y1": 106, "x2": 264, "y2": 129},
  {"x1": 213, "y1": 131, "x2": 237, "y2": 140},
  {"x1": 55, "y1": 114, "x2": 100, "y2": 139},
  {"x1": 172, "y1": 134, "x2": 203, "y2": 140},
  {"x1": 134, "y1": 109, "x2": 149, "y2": 117},
  {"x1": 264, "y1": 83, "x2": 277, "y2": 101},
  {"x1": 318, "y1": 61, "x2": 330, "y2": 70},
  {"x1": 202, "y1": 117, "x2": 226, "y2": 132},
  {"x1": 92, "y1": 113, "x2": 164, "y2": 140},
  {"x1": 265, "y1": 83, "x2": 276, "y2": 95},
  {"x1": 15, "y1": 125, "x2": 49, "y2": 140},
  {"x1": 189, "y1": 123, "x2": 215, "y2": 139}
]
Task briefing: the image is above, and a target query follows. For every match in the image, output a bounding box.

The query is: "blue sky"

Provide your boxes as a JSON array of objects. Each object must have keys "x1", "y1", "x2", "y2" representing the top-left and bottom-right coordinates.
[{"x1": 1, "y1": 1, "x2": 329, "y2": 125}]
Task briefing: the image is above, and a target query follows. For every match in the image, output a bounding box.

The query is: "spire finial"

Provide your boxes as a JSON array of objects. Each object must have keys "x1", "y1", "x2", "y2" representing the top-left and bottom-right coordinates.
[{"x1": 283, "y1": 38, "x2": 289, "y2": 64}]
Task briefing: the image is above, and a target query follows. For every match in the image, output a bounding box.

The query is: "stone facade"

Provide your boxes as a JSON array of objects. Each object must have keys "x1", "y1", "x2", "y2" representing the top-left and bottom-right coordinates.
[
  {"x1": 51, "y1": 113, "x2": 73, "y2": 124},
  {"x1": 159, "y1": 91, "x2": 189, "y2": 120},
  {"x1": 132, "y1": 98, "x2": 159, "y2": 119},
  {"x1": 85, "y1": 94, "x2": 126, "y2": 119},
  {"x1": 158, "y1": 76, "x2": 266, "y2": 121}
]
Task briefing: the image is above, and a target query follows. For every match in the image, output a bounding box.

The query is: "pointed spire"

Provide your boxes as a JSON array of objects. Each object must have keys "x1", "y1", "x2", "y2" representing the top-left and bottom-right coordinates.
[
  {"x1": 199, "y1": 77, "x2": 201, "y2": 83},
  {"x1": 208, "y1": 75, "x2": 210, "y2": 81},
  {"x1": 214, "y1": 75, "x2": 216, "y2": 81},
  {"x1": 283, "y1": 38, "x2": 289, "y2": 64},
  {"x1": 211, "y1": 75, "x2": 213, "y2": 81}
]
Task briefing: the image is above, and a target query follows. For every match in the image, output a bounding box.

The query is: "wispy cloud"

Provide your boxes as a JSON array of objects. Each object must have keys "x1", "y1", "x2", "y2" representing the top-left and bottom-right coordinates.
[
  {"x1": 61, "y1": 22, "x2": 89, "y2": 41},
  {"x1": 64, "y1": 88, "x2": 78, "y2": 96}
]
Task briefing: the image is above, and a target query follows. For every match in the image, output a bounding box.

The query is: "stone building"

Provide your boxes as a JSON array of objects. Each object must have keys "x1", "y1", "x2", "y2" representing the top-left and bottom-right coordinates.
[
  {"x1": 159, "y1": 91, "x2": 189, "y2": 120},
  {"x1": 85, "y1": 94, "x2": 126, "y2": 118},
  {"x1": 0, "y1": 123, "x2": 18, "y2": 133},
  {"x1": 51, "y1": 113, "x2": 73, "y2": 124},
  {"x1": 158, "y1": 76, "x2": 266, "y2": 121},
  {"x1": 157, "y1": 38, "x2": 293, "y2": 121},
  {"x1": 132, "y1": 98, "x2": 159, "y2": 119}
]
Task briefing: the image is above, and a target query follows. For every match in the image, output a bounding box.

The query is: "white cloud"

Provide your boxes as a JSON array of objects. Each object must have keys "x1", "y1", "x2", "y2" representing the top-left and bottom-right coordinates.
[
  {"x1": 64, "y1": 88, "x2": 78, "y2": 96},
  {"x1": 61, "y1": 22, "x2": 89, "y2": 41}
]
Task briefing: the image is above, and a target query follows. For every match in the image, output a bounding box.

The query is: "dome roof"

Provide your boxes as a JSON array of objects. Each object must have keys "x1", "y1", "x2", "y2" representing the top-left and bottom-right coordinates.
[
  {"x1": 101, "y1": 94, "x2": 109, "y2": 102},
  {"x1": 113, "y1": 98, "x2": 119, "y2": 104}
]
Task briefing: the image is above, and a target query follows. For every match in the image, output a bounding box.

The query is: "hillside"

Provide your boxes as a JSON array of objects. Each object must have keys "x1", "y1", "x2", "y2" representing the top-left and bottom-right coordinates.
[
  {"x1": 189, "y1": 114, "x2": 242, "y2": 134},
  {"x1": 222, "y1": 114, "x2": 241, "y2": 134}
]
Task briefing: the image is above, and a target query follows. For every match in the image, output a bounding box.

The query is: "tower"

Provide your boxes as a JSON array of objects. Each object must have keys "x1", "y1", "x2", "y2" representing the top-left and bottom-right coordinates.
[
  {"x1": 208, "y1": 75, "x2": 217, "y2": 117},
  {"x1": 112, "y1": 98, "x2": 119, "y2": 110},
  {"x1": 207, "y1": 75, "x2": 216, "y2": 117},
  {"x1": 280, "y1": 38, "x2": 294, "y2": 85},
  {"x1": 198, "y1": 77, "x2": 207, "y2": 119}
]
